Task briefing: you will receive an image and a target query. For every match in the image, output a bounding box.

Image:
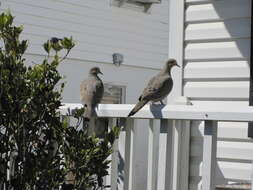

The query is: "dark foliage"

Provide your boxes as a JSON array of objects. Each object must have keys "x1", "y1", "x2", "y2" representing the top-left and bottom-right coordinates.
[{"x1": 0, "y1": 11, "x2": 120, "y2": 190}]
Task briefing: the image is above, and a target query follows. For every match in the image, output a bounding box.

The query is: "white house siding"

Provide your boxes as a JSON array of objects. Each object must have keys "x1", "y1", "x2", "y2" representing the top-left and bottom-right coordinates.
[
  {"x1": 0, "y1": 1, "x2": 169, "y2": 190},
  {"x1": 0, "y1": 0, "x2": 170, "y2": 103},
  {"x1": 0, "y1": 0, "x2": 168, "y2": 70},
  {"x1": 184, "y1": 0, "x2": 253, "y2": 189}
]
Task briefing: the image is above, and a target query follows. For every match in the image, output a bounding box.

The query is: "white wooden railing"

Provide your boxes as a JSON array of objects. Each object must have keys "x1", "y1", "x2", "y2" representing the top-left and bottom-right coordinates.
[{"x1": 60, "y1": 97, "x2": 253, "y2": 190}]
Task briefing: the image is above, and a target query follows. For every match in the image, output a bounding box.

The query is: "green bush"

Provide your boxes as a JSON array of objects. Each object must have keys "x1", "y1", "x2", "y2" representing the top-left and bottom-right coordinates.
[
  {"x1": 0, "y1": 11, "x2": 119, "y2": 190},
  {"x1": 63, "y1": 110, "x2": 120, "y2": 189}
]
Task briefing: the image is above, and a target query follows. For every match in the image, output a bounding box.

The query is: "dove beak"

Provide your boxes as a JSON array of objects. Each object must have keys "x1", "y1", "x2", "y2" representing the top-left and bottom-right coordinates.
[
  {"x1": 99, "y1": 71, "x2": 103, "y2": 75},
  {"x1": 176, "y1": 63, "x2": 180, "y2": 68}
]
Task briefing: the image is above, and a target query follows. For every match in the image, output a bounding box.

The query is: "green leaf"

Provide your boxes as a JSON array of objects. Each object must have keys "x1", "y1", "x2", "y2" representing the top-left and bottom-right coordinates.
[
  {"x1": 43, "y1": 40, "x2": 51, "y2": 54},
  {"x1": 61, "y1": 37, "x2": 75, "y2": 50}
]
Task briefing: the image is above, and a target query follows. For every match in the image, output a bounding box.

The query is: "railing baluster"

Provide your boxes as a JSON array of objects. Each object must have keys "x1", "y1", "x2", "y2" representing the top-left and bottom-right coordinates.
[
  {"x1": 108, "y1": 118, "x2": 118, "y2": 190},
  {"x1": 171, "y1": 119, "x2": 191, "y2": 190},
  {"x1": 202, "y1": 120, "x2": 217, "y2": 190},
  {"x1": 147, "y1": 119, "x2": 160, "y2": 190},
  {"x1": 124, "y1": 119, "x2": 135, "y2": 190},
  {"x1": 165, "y1": 119, "x2": 173, "y2": 190},
  {"x1": 179, "y1": 120, "x2": 190, "y2": 190}
]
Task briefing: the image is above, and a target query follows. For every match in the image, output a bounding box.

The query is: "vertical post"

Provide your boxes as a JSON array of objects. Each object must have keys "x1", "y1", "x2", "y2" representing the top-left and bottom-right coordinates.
[
  {"x1": 171, "y1": 97, "x2": 191, "y2": 190},
  {"x1": 179, "y1": 120, "x2": 191, "y2": 190},
  {"x1": 147, "y1": 119, "x2": 160, "y2": 190},
  {"x1": 202, "y1": 120, "x2": 217, "y2": 190},
  {"x1": 167, "y1": 0, "x2": 185, "y2": 103},
  {"x1": 248, "y1": 0, "x2": 253, "y2": 138},
  {"x1": 109, "y1": 118, "x2": 119, "y2": 190},
  {"x1": 171, "y1": 119, "x2": 191, "y2": 190},
  {"x1": 165, "y1": 119, "x2": 173, "y2": 190},
  {"x1": 124, "y1": 119, "x2": 135, "y2": 190}
]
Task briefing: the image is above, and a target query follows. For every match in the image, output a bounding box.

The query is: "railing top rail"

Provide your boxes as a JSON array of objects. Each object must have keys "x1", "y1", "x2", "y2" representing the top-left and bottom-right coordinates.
[{"x1": 60, "y1": 103, "x2": 253, "y2": 122}]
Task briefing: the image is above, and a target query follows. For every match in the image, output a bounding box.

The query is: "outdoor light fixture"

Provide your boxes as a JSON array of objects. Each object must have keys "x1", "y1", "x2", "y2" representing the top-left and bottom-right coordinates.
[{"x1": 112, "y1": 53, "x2": 123, "y2": 66}]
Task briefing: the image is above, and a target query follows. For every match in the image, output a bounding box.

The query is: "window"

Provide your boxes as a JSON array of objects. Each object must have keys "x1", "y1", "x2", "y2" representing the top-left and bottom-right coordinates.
[
  {"x1": 101, "y1": 83, "x2": 126, "y2": 104},
  {"x1": 111, "y1": 0, "x2": 161, "y2": 13},
  {"x1": 94, "y1": 83, "x2": 125, "y2": 137}
]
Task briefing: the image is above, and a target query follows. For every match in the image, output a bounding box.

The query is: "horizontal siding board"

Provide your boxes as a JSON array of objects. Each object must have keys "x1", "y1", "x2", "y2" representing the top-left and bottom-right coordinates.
[
  {"x1": 186, "y1": 0, "x2": 251, "y2": 23},
  {"x1": 185, "y1": 19, "x2": 251, "y2": 41},
  {"x1": 18, "y1": 21, "x2": 167, "y2": 53},
  {"x1": 21, "y1": 33, "x2": 167, "y2": 64},
  {"x1": 191, "y1": 139, "x2": 253, "y2": 160},
  {"x1": 185, "y1": 40, "x2": 250, "y2": 60},
  {"x1": 190, "y1": 161, "x2": 252, "y2": 181},
  {"x1": 184, "y1": 61, "x2": 250, "y2": 80},
  {"x1": 191, "y1": 121, "x2": 252, "y2": 141},
  {"x1": 26, "y1": 44, "x2": 165, "y2": 69},
  {"x1": 184, "y1": 81, "x2": 249, "y2": 99},
  {"x1": 21, "y1": 32, "x2": 167, "y2": 57},
  {"x1": 26, "y1": 44, "x2": 113, "y2": 64}
]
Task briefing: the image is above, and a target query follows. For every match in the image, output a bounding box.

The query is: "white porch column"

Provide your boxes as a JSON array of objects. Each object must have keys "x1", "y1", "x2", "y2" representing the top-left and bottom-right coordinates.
[
  {"x1": 167, "y1": 0, "x2": 186, "y2": 188},
  {"x1": 167, "y1": 0, "x2": 185, "y2": 102}
]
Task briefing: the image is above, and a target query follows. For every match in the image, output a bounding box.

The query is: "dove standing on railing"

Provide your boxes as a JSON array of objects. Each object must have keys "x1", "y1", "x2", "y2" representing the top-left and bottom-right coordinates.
[
  {"x1": 128, "y1": 59, "x2": 180, "y2": 117},
  {"x1": 80, "y1": 67, "x2": 104, "y2": 121}
]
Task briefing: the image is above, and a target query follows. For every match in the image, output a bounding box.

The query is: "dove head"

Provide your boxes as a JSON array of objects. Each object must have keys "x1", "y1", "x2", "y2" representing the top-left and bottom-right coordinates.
[
  {"x1": 163, "y1": 59, "x2": 180, "y2": 74},
  {"x1": 89, "y1": 67, "x2": 103, "y2": 75}
]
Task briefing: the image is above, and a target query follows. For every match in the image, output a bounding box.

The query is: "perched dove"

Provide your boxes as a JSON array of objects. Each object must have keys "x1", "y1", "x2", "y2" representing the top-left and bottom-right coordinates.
[
  {"x1": 80, "y1": 67, "x2": 104, "y2": 121},
  {"x1": 128, "y1": 59, "x2": 179, "y2": 117}
]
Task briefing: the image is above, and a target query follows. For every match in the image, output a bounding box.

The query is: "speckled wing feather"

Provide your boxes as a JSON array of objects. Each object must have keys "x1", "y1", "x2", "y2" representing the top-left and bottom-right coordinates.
[{"x1": 141, "y1": 75, "x2": 173, "y2": 102}]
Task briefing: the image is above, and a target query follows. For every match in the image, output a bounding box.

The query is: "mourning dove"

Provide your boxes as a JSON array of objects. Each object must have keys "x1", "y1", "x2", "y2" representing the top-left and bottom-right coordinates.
[
  {"x1": 128, "y1": 59, "x2": 179, "y2": 117},
  {"x1": 80, "y1": 67, "x2": 104, "y2": 121}
]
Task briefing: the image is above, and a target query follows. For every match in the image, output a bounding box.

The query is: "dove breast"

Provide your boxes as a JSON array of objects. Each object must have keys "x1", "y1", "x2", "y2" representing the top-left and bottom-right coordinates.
[{"x1": 80, "y1": 76, "x2": 104, "y2": 107}]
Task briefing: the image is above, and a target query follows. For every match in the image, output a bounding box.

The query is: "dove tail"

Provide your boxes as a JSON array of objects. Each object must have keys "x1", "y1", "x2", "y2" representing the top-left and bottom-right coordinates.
[{"x1": 128, "y1": 100, "x2": 148, "y2": 117}]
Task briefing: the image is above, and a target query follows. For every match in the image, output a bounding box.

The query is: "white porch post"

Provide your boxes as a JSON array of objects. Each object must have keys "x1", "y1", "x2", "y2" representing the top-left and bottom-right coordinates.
[
  {"x1": 106, "y1": 118, "x2": 118, "y2": 190},
  {"x1": 167, "y1": 0, "x2": 185, "y2": 101},
  {"x1": 124, "y1": 119, "x2": 135, "y2": 190},
  {"x1": 167, "y1": 0, "x2": 186, "y2": 187},
  {"x1": 202, "y1": 120, "x2": 218, "y2": 190},
  {"x1": 147, "y1": 119, "x2": 160, "y2": 190}
]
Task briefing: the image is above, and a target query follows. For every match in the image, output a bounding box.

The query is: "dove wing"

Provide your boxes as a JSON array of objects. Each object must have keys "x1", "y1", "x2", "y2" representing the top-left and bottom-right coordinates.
[{"x1": 140, "y1": 75, "x2": 173, "y2": 102}]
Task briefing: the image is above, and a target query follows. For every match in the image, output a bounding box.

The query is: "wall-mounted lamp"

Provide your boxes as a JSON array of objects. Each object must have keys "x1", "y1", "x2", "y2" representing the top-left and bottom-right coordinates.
[{"x1": 112, "y1": 53, "x2": 123, "y2": 66}]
